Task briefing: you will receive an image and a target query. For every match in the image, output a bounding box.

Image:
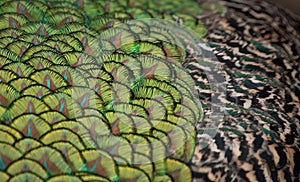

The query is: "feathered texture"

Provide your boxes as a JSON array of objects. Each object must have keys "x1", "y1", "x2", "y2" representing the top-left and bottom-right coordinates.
[
  {"x1": 0, "y1": 0, "x2": 300, "y2": 182},
  {"x1": 0, "y1": 0, "x2": 210, "y2": 181},
  {"x1": 189, "y1": 0, "x2": 300, "y2": 181}
]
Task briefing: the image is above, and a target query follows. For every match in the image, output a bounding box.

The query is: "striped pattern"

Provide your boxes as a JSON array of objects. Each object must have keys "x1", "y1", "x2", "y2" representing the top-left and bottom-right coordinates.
[{"x1": 190, "y1": 0, "x2": 300, "y2": 181}]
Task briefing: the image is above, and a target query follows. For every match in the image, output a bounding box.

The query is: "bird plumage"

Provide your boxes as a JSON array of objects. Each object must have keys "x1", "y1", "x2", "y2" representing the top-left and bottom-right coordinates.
[{"x1": 0, "y1": 0, "x2": 299, "y2": 181}]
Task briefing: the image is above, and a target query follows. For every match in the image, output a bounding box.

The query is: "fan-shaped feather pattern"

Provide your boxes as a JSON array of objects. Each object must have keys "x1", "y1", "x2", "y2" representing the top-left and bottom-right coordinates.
[
  {"x1": 134, "y1": 87, "x2": 175, "y2": 111},
  {"x1": 51, "y1": 142, "x2": 85, "y2": 172},
  {"x1": 41, "y1": 129, "x2": 85, "y2": 150},
  {"x1": 60, "y1": 23, "x2": 98, "y2": 37},
  {"x1": 14, "y1": 138, "x2": 43, "y2": 154},
  {"x1": 21, "y1": 23, "x2": 57, "y2": 37},
  {"x1": 43, "y1": 93, "x2": 74, "y2": 118},
  {"x1": 105, "y1": 111, "x2": 135, "y2": 135},
  {"x1": 26, "y1": 57, "x2": 53, "y2": 70},
  {"x1": 39, "y1": 111, "x2": 67, "y2": 125},
  {"x1": 5, "y1": 40, "x2": 31, "y2": 58},
  {"x1": 89, "y1": 16, "x2": 122, "y2": 31},
  {"x1": 29, "y1": 50, "x2": 65, "y2": 65},
  {"x1": 21, "y1": 85, "x2": 52, "y2": 99},
  {"x1": 151, "y1": 121, "x2": 187, "y2": 160},
  {"x1": 49, "y1": 34, "x2": 83, "y2": 52},
  {"x1": 0, "y1": 14, "x2": 28, "y2": 29},
  {"x1": 51, "y1": 121, "x2": 97, "y2": 149},
  {"x1": 0, "y1": 55, "x2": 13, "y2": 68},
  {"x1": 0, "y1": 0, "x2": 211, "y2": 181},
  {"x1": 82, "y1": 150, "x2": 118, "y2": 180},
  {"x1": 0, "y1": 71, "x2": 18, "y2": 85},
  {"x1": 3, "y1": 62, "x2": 34, "y2": 78},
  {"x1": 25, "y1": 146, "x2": 72, "y2": 175},
  {"x1": 118, "y1": 166, "x2": 151, "y2": 182},
  {"x1": 96, "y1": 135, "x2": 133, "y2": 164},
  {"x1": 0, "y1": 37, "x2": 17, "y2": 49},
  {"x1": 0, "y1": 28, "x2": 24, "y2": 39},
  {"x1": 131, "y1": 98, "x2": 167, "y2": 120},
  {"x1": 8, "y1": 78, "x2": 37, "y2": 92},
  {"x1": 30, "y1": 69, "x2": 69, "y2": 90},
  {"x1": 0, "y1": 143, "x2": 22, "y2": 170},
  {"x1": 111, "y1": 103, "x2": 148, "y2": 118},
  {"x1": 18, "y1": 34, "x2": 47, "y2": 46},
  {"x1": 9, "y1": 173, "x2": 44, "y2": 182},
  {"x1": 130, "y1": 115, "x2": 152, "y2": 134},
  {"x1": 6, "y1": 159, "x2": 49, "y2": 179},
  {"x1": 0, "y1": 129, "x2": 15, "y2": 144},
  {"x1": 166, "y1": 158, "x2": 192, "y2": 182},
  {"x1": 76, "y1": 116, "x2": 111, "y2": 136},
  {"x1": 0, "y1": 125, "x2": 23, "y2": 140},
  {"x1": 2, "y1": 96, "x2": 50, "y2": 120},
  {"x1": 21, "y1": 45, "x2": 63, "y2": 60},
  {"x1": 0, "y1": 52, "x2": 21, "y2": 68},
  {"x1": 46, "y1": 11, "x2": 84, "y2": 26},
  {"x1": 0, "y1": 84, "x2": 19, "y2": 108},
  {"x1": 11, "y1": 114, "x2": 51, "y2": 138},
  {"x1": 43, "y1": 40, "x2": 75, "y2": 53}
]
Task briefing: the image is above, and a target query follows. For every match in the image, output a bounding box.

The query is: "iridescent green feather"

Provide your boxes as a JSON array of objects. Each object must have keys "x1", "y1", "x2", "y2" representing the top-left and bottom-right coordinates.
[{"x1": 0, "y1": 0, "x2": 212, "y2": 181}]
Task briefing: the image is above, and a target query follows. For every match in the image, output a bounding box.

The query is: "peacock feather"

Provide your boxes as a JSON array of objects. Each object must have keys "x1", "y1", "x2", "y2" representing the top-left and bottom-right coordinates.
[{"x1": 0, "y1": 0, "x2": 300, "y2": 181}]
